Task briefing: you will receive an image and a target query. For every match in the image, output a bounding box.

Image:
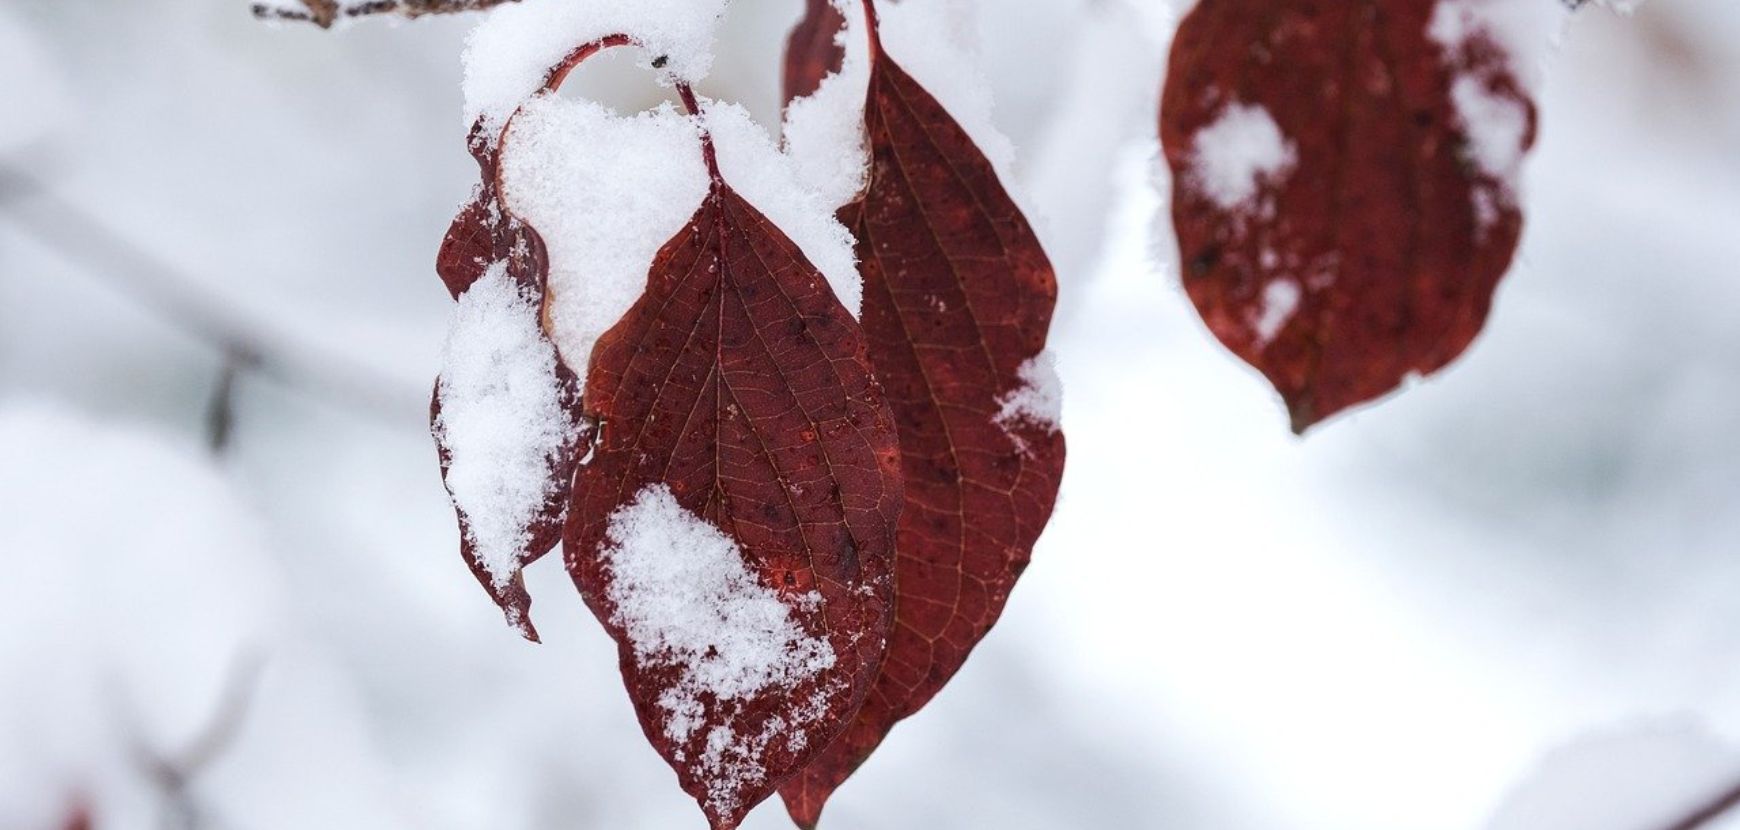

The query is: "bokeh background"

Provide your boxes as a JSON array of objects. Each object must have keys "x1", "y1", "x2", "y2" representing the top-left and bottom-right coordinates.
[{"x1": 2, "y1": 1, "x2": 1739, "y2": 828}]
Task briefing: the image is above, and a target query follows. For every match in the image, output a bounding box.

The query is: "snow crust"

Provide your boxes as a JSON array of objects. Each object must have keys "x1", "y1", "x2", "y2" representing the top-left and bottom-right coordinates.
[
  {"x1": 1189, "y1": 102, "x2": 1297, "y2": 212},
  {"x1": 461, "y1": 0, "x2": 730, "y2": 133},
  {"x1": 434, "y1": 262, "x2": 577, "y2": 587},
  {"x1": 600, "y1": 485, "x2": 836, "y2": 814},
  {"x1": 501, "y1": 98, "x2": 710, "y2": 369}
]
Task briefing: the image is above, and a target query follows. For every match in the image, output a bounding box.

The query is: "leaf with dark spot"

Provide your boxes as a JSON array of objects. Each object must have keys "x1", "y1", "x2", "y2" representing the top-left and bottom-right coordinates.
[{"x1": 1161, "y1": 0, "x2": 1536, "y2": 432}]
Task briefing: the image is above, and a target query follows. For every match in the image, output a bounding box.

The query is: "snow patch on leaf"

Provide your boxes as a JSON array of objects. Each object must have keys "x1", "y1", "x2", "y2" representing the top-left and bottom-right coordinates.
[
  {"x1": 1448, "y1": 75, "x2": 1530, "y2": 180},
  {"x1": 704, "y1": 101, "x2": 864, "y2": 317},
  {"x1": 601, "y1": 485, "x2": 839, "y2": 817},
  {"x1": 1189, "y1": 102, "x2": 1296, "y2": 212},
  {"x1": 435, "y1": 262, "x2": 577, "y2": 589},
  {"x1": 500, "y1": 97, "x2": 709, "y2": 371},
  {"x1": 1429, "y1": 0, "x2": 1560, "y2": 227},
  {"x1": 996, "y1": 354, "x2": 1064, "y2": 436},
  {"x1": 782, "y1": 0, "x2": 873, "y2": 211},
  {"x1": 1251, "y1": 279, "x2": 1302, "y2": 346},
  {"x1": 461, "y1": 0, "x2": 729, "y2": 133}
]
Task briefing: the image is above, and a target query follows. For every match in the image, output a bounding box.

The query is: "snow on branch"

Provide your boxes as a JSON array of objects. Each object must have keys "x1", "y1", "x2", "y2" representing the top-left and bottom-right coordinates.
[{"x1": 251, "y1": 0, "x2": 521, "y2": 28}]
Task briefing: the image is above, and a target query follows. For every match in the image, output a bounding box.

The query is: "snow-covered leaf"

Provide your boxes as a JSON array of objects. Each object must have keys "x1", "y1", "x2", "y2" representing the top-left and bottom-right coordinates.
[{"x1": 564, "y1": 102, "x2": 903, "y2": 830}]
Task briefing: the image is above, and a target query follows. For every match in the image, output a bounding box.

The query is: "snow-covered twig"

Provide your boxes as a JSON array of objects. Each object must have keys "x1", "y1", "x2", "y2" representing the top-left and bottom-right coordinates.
[
  {"x1": 251, "y1": 0, "x2": 521, "y2": 27},
  {"x1": 1661, "y1": 778, "x2": 1740, "y2": 830}
]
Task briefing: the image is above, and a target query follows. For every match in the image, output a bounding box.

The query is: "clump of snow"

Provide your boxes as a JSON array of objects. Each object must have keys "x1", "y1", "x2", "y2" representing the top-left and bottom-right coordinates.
[
  {"x1": 1430, "y1": 0, "x2": 1570, "y2": 91},
  {"x1": 1251, "y1": 279, "x2": 1302, "y2": 346},
  {"x1": 500, "y1": 97, "x2": 710, "y2": 367},
  {"x1": 997, "y1": 353, "x2": 1065, "y2": 438},
  {"x1": 461, "y1": 0, "x2": 730, "y2": 133},
  {"x1": 1448, "y1": 76, "x2": 1532, "y2": 182},
  {"x1": 1429, "y1": 0, "x2": 1567, "y2": 226},
  {"x1": 782, "y1": 0, "x2": 874, "y2": 211},
  {"x1": 601, "y1": 485, "x2": 836, "y2": 815},
  {"x1": 1189, "y1": 102, "x2": 1297, "y2": 212},
  {"x1": 434, "y1": 262, "x2": 577, "y2": 588},
  {"x1": 704, "y1": 100, "x2": 863, "y2": 316}
]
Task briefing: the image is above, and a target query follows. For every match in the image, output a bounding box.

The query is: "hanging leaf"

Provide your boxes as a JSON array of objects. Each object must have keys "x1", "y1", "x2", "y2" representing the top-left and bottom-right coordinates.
[
  {"x1": 427, "y1": 41, "x2": 625, "y2": 641},
  {"x1": 780, "y1": 6, "x2": 1067, "y2": 826},
  {"x1": 564, "y1": 106, "x2": 904, "y2": 830},
  {"x1": 783, "y1": 0, "x2": 847, "y2": 105},
  {"x1": 1161, "y1": 0, "x2": 1537, "y2": 432}
]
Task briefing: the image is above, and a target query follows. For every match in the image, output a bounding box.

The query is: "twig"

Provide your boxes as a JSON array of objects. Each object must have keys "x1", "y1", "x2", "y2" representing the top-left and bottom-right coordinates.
[
  {"x1": 204, "y1": 353, "x2": 253, "y2": 455},
  {"x1": 118, "y1": 650, "x2": 269, "y2": 830},
  {"x1": 251, "y1": 0, "x2": 521, "y2": 27},
  {"x1": 0, "y1": 165, "x2": 426, "y2": 428},
  {"x1": 1661, "y1": 777, "x2": 1740, "y2": 830}
]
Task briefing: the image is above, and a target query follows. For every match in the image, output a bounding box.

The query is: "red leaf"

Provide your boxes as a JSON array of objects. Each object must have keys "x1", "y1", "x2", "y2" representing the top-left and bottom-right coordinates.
[
  {"x1": 428, "y1": 41, "x2": 627, "y2": 640},
  {"x1": 779, "y1": 8, "x2": 1066, "y2": 826},
  {"x1": 563, "y1": 116, "x2": 903, "y2": 830},
  {"x1": 1161, "y1": 0, "x2": 1536, "y2": 432},
  {"x1": 783, "y1": 0, "x2": 847, "y2": 106}
]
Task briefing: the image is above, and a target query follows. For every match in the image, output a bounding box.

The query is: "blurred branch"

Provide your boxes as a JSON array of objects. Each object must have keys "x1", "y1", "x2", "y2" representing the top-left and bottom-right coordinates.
[
  {"x1": 0, "y1": 165, "x2": 426, "y2": 429},
  {"x1": 204, "y1": 355, "x2": 251, "y2": 456},
  {"x1": 119, "y1": 650, "x2": 268, "y2": 830},
  {"x1": 1661, "y1": 778, "x2": 1740, "y2": 830},
  {"x1": 251, "y1": 0, "x2": 521, "y2": 27}
]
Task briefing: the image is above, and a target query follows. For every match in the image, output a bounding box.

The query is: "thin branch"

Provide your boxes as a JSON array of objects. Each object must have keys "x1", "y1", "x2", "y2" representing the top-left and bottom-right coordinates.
[
  {"x1": 118, "y1": 650, "x2": 269, "y2": 830},
  {"x1": 251, "y1": 0, "x2": 522, "y2": 27},
  {"x1": 0, "y1": 165, "x2": 426, "y2": 427},
  {"x1": 204, "y1": 353, "x2": 253, "y2": 455},
  {"x1": 1661, "y1": 777, "x2": 1740, "y2": 830}
]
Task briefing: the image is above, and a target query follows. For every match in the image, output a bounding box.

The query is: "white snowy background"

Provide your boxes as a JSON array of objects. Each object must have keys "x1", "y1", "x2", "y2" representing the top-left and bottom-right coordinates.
[{"x1": 2, "y1": 0, "x2": 1739, "y2": 828}]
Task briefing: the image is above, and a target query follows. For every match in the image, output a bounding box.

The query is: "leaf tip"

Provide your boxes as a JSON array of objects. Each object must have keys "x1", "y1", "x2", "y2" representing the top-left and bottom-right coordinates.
[
  {"x1": 1286, "y1": 397, "x2": 1316, "y2": 436},
  {"x1": 781, "y1": 793, "x2": 825, "y2": 830}
]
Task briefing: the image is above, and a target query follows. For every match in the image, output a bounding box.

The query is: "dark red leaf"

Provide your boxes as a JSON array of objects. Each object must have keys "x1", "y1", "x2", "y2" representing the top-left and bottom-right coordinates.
[
  {"x1": 779, "y1": 9, "x2": 1066, "y2": 827},
  {"x1": 1161, "y1": 0, "x2": 1536, "y2": 432},
  {"x1": 563, "y1": 123, "x2": 903, "y2": 829},
  {"x1": 428, "y1": 41, "x2": 625, "y2": 641},
  {"x1": 783, "y1": 0, "x2": 847, "y2": 106}
]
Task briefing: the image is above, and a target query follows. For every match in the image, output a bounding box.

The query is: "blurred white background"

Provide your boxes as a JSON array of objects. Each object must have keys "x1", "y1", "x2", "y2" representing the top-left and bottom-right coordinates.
[{"x1": 2, "y1": 1, "x2": 1738, "y2": 828}]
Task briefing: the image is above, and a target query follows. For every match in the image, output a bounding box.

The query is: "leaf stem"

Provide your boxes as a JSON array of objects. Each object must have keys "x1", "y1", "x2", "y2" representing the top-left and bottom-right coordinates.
[
  {"x1": 860, "y1": 0, "x2": 884, "y2": 56},
  {"x1": 673, "y1": 82, "x2": 724, "y2": 186}
]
